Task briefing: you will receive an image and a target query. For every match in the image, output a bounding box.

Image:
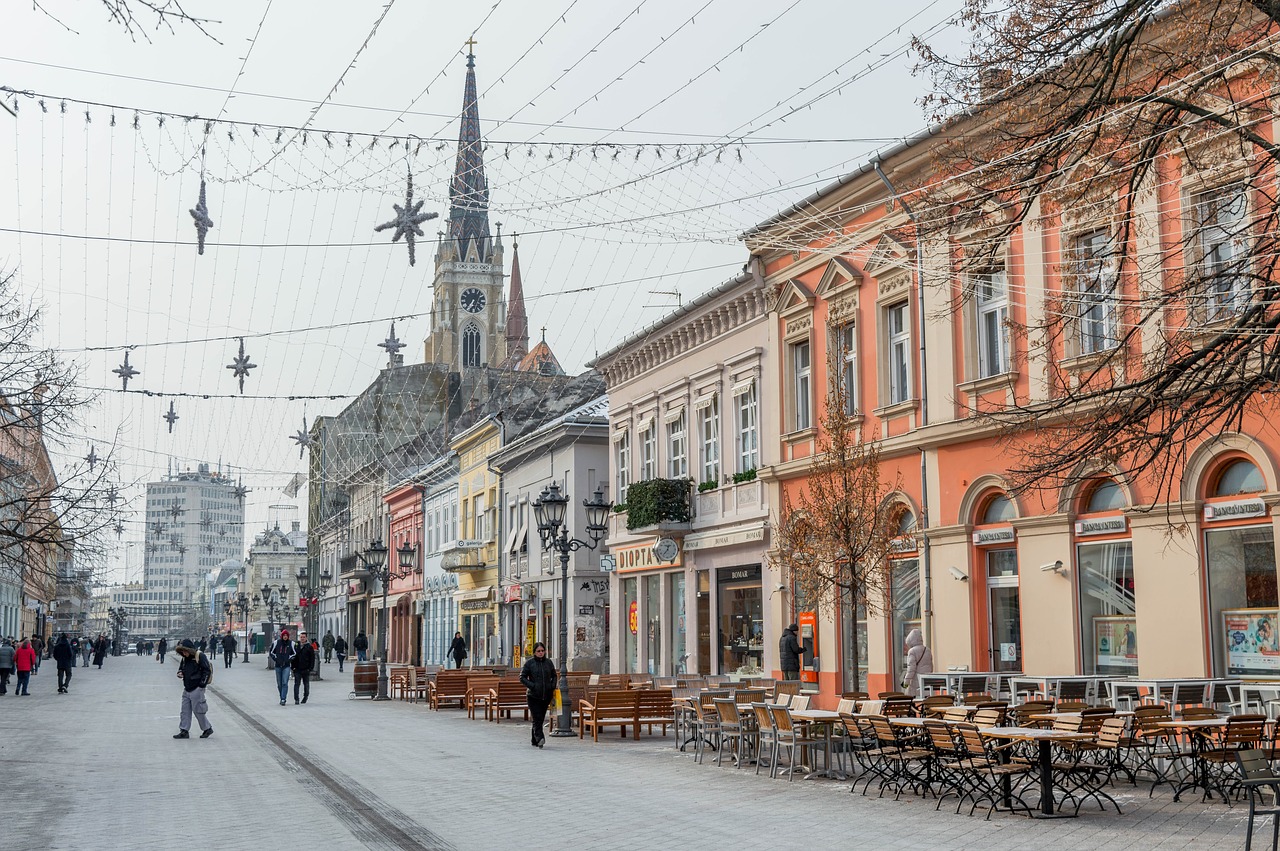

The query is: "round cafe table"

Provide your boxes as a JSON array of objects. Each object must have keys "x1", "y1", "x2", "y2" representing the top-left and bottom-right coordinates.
[{"x1": 980, "y1": 726, "x2": 1095, "y2": 817}]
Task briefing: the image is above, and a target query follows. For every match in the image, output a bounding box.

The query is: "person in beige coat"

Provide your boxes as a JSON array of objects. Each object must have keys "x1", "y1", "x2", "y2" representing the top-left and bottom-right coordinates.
[{"x1": 901, "y1": 628, "x2": 933, "y2": 697}]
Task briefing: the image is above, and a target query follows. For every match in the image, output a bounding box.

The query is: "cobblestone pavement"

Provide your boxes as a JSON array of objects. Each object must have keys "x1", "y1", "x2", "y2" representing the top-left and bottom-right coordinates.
[{"x1": 0, "y1": 653, "x2": 1261, "y2": 849}]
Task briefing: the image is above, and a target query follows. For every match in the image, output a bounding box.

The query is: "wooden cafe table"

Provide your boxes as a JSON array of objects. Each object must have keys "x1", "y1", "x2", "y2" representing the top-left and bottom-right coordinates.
[{"x1": 980, "y1": 726, "x2": 1096, "y2": 817}]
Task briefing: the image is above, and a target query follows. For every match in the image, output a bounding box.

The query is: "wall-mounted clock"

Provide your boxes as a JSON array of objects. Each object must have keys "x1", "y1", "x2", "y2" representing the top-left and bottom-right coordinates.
[{"x1": 460, "y1": 288, "x2": 486, "y2": 313}]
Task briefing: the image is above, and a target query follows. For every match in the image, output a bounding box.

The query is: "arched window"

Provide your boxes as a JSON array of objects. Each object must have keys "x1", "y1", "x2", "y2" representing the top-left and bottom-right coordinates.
[
  {"x1": 981, "y1": 494, "x2": 1016, "y2": 524},
  {"x1": 1084, "y1": 479, "x2": 1126, "y2": 513},
  {"x1": 462, "y1": 324, "x2": 482, "y2": 368},
  {"x1": 1213, "y1": 459, "x2": 1265, "y2": 496},
  {"x1": 895, "y1": 509, "x2": 916, "y2": 536}
]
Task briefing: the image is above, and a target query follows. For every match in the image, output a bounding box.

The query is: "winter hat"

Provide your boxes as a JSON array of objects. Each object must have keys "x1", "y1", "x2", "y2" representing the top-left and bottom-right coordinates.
[
  {"x1": 788, "y1": 623, "x2": 799, "y2": 633},
  {"x1": 279, "y1": 629, "x2": 289, "y2": 638},
  {"x1": 177, "y1": 639, "x2": 197, "y2": 654}
]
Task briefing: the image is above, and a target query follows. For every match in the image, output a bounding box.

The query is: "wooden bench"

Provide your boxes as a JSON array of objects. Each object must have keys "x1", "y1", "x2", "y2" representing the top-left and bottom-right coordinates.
[
  {"x1": 403, "y1": 667, "x2": 429, "y2": 703},
  {"x1": 466, "y1": 675, "x2": 501, "y2": 719},
  {"x1": 488, "y1": 680, "x2": 529, "y2": 723},
  {"x1": 429, "y1": 671, "x2": 470, "y2": 710},
  {"x1": 636, "y1": 688, "x2": 674, "y2": 737},
  {"x1": 579, "y1": 689, "x2": 639, "y2": 742}
]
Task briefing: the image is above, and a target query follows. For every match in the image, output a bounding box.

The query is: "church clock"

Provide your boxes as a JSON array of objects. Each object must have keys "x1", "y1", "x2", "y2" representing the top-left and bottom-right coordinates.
[{"x1": 460, "y1": 287, "x2": 486, "y2": 313}]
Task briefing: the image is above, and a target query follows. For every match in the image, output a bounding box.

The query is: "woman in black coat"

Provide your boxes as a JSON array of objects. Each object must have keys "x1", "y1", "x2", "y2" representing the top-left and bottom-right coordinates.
[
  {"x1": 449, "y1": 632, "x2": 467, "y2": 669},
  {"x1": 519, "y1": 642, "x2": 558, "y2": 748}
]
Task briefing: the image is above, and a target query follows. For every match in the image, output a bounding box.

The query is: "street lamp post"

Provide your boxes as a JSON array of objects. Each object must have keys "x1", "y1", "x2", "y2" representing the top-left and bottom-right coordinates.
[
  {"x1": 295, "y1": 564, "x2": 332, "y2": 681},
  {"x1": 235, "y1": 592, "x2": 250, "y2": 663},
  {"x1": 259, "y1": 585, "x2": 291, "y2": 669},
  {"x1": 366, "y1": 540, "x2": 417, "y2": 701},
  {"x1": 532, "y1": 483, "x2": 611, "y2": 737}
]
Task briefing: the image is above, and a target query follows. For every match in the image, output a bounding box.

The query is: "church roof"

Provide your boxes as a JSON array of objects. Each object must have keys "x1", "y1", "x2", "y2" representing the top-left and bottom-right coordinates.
[
  {"x1": 448, "y1": 49, "x2": 491, "y2": 262},
  {"x1": 516, "y1": 338, "x2": 563, "y2": 376},
  {"x1": 503, "y1": 240, "x2": 529, "y2": 365}
]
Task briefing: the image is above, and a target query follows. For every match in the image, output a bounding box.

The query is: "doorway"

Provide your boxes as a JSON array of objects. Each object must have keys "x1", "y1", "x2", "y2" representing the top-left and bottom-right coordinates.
[{"x1": 986, "y1": 548, "x2": 1021, "y2": 672}]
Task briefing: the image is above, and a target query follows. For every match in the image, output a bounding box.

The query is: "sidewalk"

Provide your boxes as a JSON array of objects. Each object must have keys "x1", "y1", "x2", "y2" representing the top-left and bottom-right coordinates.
[{"x1": 0, "y1": 653, "x2": 1259, "y2": 849}]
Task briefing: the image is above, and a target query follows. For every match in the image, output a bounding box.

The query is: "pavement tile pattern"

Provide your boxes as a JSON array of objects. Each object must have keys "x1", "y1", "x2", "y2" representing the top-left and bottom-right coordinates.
[{"x1": 0, "y1": 653, "x2": 1261, "y2": 849}]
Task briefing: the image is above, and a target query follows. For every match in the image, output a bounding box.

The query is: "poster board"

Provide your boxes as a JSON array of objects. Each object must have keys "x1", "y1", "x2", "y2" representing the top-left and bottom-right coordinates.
[
  {"x1": 1223, "y1": 608, "x2": 1280, "y2": 677},
  {"x1": 1092, "y1": 616, "x2": 1138, "y2": 673}
]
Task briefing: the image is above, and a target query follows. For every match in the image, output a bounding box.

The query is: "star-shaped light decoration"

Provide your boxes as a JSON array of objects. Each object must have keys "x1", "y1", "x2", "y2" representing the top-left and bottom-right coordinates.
[
  {"x1": 84, "y1": 445, "x2": 98, "y2": 471},
  {"x1": 218, "y1": 526, "x2": 227, "y2": 538},
  {"x1": 105, "y1": 486, "x2": 119, "y2": 506},
  {"x1": 114, "y1": 521, "x2": 125, "y2": 538},
  {"x1": 177, "y1": 545, "x2": 187, "y2": 556},
  {"x1": 374, "y1": 168, "x2": 437, "y2": 266},
  {"x1": 226, "y1": 338, "x2": 257, "y2": 394},
  {"x1": 233, "y1": 480, "x2": 250, "y2": 502},
  {"x1": 204, "y1": 543, "x2": 215, "y2": 554},
  {"x1": 168, "y1": 503, "x2": 185, "y2": 521},
  {"x1": 290, "y1": 416, "x2": 314, "y2": 459},
  {"x1": 378, "y1": 322, "x2": 405, "y2": 359},
  {"x1": 146, "y1": 542, "x2": 158, "y2": 554},
  {"x1": 169, "y1": 534, "x2": 180, "y2": 549},
  {"x1": 112, "y1": 351, "x2": 139, "y2": 391},
  {"x1": 190, "y1": 179, "x2": 214, "y2": 255},
  {"x1": 163, "y1": 401, "x2": 179, "y2": 433},
  {"x1": 150, "y1": 521, "x2": 166, "y2": 537},
  {"x1": 199, "y1": 514, "x2": 212, "y2": 531}
]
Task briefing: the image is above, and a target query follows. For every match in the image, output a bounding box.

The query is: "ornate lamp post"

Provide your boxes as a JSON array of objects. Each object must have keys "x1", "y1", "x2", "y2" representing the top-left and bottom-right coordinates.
[
  {"x1": 295, "y1": 564, "x2": 332, "y2": 681},
  {"x1": 235, "y1": 592, "x2": 250, "y2": 663},
  {"x1": 370, "y1": 540, "x2": 417, "y2": 701},
  {"x1": 348, "y1": 540, "x2": 391, "y2": 699},
  {"x1": 259, "y1": 584, "x2": 291, "y2": 669},
  {"x1": 532, "y1": 484, "x2": 611, "y2": 737}
]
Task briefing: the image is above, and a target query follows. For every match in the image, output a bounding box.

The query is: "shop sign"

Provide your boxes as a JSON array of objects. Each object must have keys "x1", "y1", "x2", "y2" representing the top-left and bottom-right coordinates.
[
  {"x1": 501, "y1": 585, "x2": 523, "y2": 604},
  {"x1": 1074, "y1": 516, "x2": 1128, "y2": 536},
  {"x1": 1224, "y1": 608, "x2": 1280, "y2": 677},
  {"x1": 683, "y1": 524, "x2": 766, "y2": 551},
  {"x1": 971, "y1": 527, "x2": 1015, "y2": 545},
  {"x1": 449, "y1": 539, "x2": 486, "y2": 549},
  {"x1": 628, "y1": 600, "x2": 638, "y2": 634},
  {"x1": 612, "y1": 539, "x2": 682, "y2": 573},
  {"x1": 1204, "y1": 498, "x2": 1267, "y2": 522},
  {"x1": 722, "y1": 565, "x2": 761, "y2": 583},
  {"x1": 578, "y1": 605, "x2": 595, "y2": 616},
  {"x1": 460, "y1": 598, "x2": 493, "y2": 612},
  {"x1": 889, "y1": 535, "x2": 918, "y2": 553},
  {"x1": 599, "y1": 554, "x2": 616, "y2": 573}
]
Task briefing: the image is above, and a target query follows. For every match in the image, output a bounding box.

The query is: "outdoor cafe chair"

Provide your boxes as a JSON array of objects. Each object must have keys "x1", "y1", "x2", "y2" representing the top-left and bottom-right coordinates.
[
  {"x1": 713, "y1": 698, "x2": 748, "y2": 768},
  {"x1": 1199, "y1": 714, "x2": 1270, "y2": 803},
  {"x1": 943, "y1": 707, "x2": 972, "y2": 723},
  {"x1": 842, "y1": 691, "x2": 870, "y2": 701},
  {"x1": 1056, "y1": 701, "x2": 1090, "y2": 714},
  {"x1": 882, "y1": 697, "x2": 916, "y2": 718},
  {"x1": 878, "y1": 691, "x2": 909, "y2": 700},
  {"x1": 956, "y1": 675, "x2": 992, "y2": 697},
  {"x1": 733, "y1": 688, "x2": 766, "y2": 705},
  {"x1": 775, "y1": 680, "x2": 801, "y2": 698},
  {"x1": 1054, "y1": 717, "x2": 1126, "y2": 815},
  {"x1": 1009, "y1": 701, "x2": 1054, "y2": 729},
  {"x1": 866, "y1": 715, "x2": 933, "y2": 800},
  {"x1": 790, "y1": 694, "x2": 811, "y2": 711},
  {"x1": 1108, "y1": 680, "x2": 1143, "y2": 711},
  {"x1": 1162, "y1": 682, "x2": 1210, "y2": 715},
  {"x1": 1130, "y1": 705, "x2": 1181, "y2": 795},
  {"x1": 922, "y1": 719, "x2": 967, "y2": 810},
  {"x1": 950, "y1": 723, "x2": 1036, "y2": 819},
  {"x1": 837, "y1": 712, "x2": 881, "y2": 789},
  {"x1": 706, "y1": 675, "x2": 734, "y2": 687},
  {"x1": 752, "y1": 703, "x2": 777, "y2": 777},
  {"x1": 1057, "y1": 679, "x2": 1092, "y2": 703},
  {"x1": 971, "y1": 707, "x2": 1005, "y2": 728},
  {"x1": 768, "y1": 704, "x2": 825, "y2": 782},
  {"x1": 1209, "y1": 681, "x2": 1243, "y2": 714},
  {"x1": 653, "y1": 676, "x2": 679, "y2": 689},
  {"x1": 1236, "y1": 748, "x2": 1280, "y2": 851},
  {"x1": 692, "y1": 698, "x2": 723, "y2": 765},
  {"x1": 921, "y1": 695, "x2": 956, "y2": 718}
]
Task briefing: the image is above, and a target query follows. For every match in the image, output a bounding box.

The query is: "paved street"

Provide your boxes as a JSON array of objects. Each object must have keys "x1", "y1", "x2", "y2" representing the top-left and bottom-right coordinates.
[{"x1": 0, "y1": 654, "x2": 1260, "y2": 850}]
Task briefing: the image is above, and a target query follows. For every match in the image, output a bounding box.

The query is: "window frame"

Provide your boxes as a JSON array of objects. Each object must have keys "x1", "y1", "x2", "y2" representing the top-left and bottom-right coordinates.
[
  {"x1": 1070, "y1": 229, "x2": 1119, "y2": 355},
  {"x1": 1194, "y1": 183, "x2": 1251, "y2": 323},
  {"x1": 666, "y1": 411, "x2": 687, "y2": 480},
  {"x1": 615, "y1": 431, "x2": 631, "y2": 503},
  {"x1": 833, "y1": 321, "x2": 858, "y2": 415},
  {"x1": 735, "y1": 382, "x2": 759, "y2": 473},
  {"x1": 639, "y1": 422, "x2": 657, "y2": 482},
  {"x1": 790, "y1": 340, "x2": 812, "y2": 431},
  {"x1": 885, "y1": 300, "x2": 912, "y2": 405},
  {"x1": 974, "y1": 269, "x2": 1011, "y2": 377},
  {"x1": 700, "y1": 395, "x2": 720, "y2": 485}
]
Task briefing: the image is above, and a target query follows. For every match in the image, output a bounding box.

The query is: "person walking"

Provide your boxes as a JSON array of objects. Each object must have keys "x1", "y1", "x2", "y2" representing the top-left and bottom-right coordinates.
[
  {"x1": 292, "y1": 630, "x2": 315, "y2": 705},
  {"x1": 519, "y1": 642, "x2": 557, "y2": 748},
  {"x1": 353, "y1": 632, "x2": 368, "y2": 662},
  {"x1": 901, "y1": 628, "x2": 934, "y2": 698},
  {"x1": 29, "y1": 634, "x2": 43, "y2": 674},
  {"x1": 0, "y1": 638, "x2": 14, "y2": 695},
  {"x1": 53, "y1": 634, "x2": 75, "y2": 694},
  {"x1": 449, "y1": 631, "x2": 467, "y2": 669},
  {"x1": 157, "y1": 637, "x2": 168, "y2": 663},
  {"x1": 93, "y1": 634, "x2": 108, "y2": 669},
  {"x1": 778, "y1": 623, "x2": 805, "y2": 682},
  {"x1": 269, "y1": 629, "x2": 296, "y2": 706},
  {"x1": 220, "y1": 632, "x2": 236, "y2": 669},
  {"x1": 14, "y1": 638, "x2": 36, "y2": 695},
  {"x1": 172, "y1": 639, "x2": 213, "y2": 739},
  {"x1": 81, "y1": 637, "x2": 92, "y2": 667},
  {"x1": 322, "y1": 630, "x2": 334, "y2": 664},
  {"x1": 333, "y1": 635, "x2": 348, "y2": 672}
]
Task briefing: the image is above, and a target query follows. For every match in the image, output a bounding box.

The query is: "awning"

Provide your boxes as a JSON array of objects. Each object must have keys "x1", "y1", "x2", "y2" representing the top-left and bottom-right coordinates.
[
  {"x1": 636, "y1": 416, "x2": 654, "y2": 433},
  {"x1": 512, "y1": 521, "x2": 528, "y2": 553},
  {"x1": 693, "y1": 393, "x2": 717, "y2": 410},
  {"x1": 663, "y1": 407, "x2": 685, "y2": 424},
  {"x1": 503, "y1": 522, "x2": 521, "y2": 553},
  {"x1": 456, "y1": 586, "x2": 494, "y2": 602},
  {"x1": 731, "y1": 378, "x2": 756, "y2": 397}
]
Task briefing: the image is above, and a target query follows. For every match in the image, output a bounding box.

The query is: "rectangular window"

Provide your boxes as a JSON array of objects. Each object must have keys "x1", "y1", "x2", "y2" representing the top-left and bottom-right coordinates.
[
  {"x1": 886, "y1": 302, "x2": 911, "y2": 404},
  {"x1": 1074, "y1": 230, "x2": 1117, "y2": 354},
  {"x1": 640, "y1": 423, "x2": 657, "y2": 482},
  {"x1": 700, "y1": 396, "x2": 720, "y2": 485},
  {"x1": 1206, "y1": 524, "x2": 1277, "y2": 676},
  {"x1": 666, "y1": 412, "x2": 687, "y2": 479},
  {"x1": 791, "y1": 340, "x2": 811, "y2": 431},
  {"x1": 1076, "y1": 540, "x2": 1136, "y2": 675},
  {"x1": 975, "y1": 270, "x2": 1010, "y2": 377},
  {"x1": 615, "y1": 433, "x2": 631, "y2": 502},
  {"x1": 1196, "y1": 184, "x2": 1250, "y2": 321},
  {"x1": 834, "y1": 323, "x2": 858, "y2": 414},
  {"x1": 735, "y1": 383, "x2": 759, "y2": 473}
]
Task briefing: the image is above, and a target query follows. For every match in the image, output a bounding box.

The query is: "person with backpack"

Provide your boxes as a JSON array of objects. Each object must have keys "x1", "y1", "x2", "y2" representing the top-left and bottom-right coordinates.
[
  {"x1": 172, "y1": 639, "x2": 213, "y2": 739},
  {"x1": 333, "y1": 634, "x2": 348, "y2": 672},
  {"x1": 353, "y1": 632, "x2": 369, "y2": 662},
  {"x1": 322, "y1": 629, "x2": 335, "y2": 663},
  {"x1": 269, "y1": 629, "x2": 296, "y2": 706}
]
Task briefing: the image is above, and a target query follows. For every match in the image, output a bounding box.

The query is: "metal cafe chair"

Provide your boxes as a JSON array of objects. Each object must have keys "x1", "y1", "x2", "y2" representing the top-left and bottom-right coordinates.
[{"x1": 1236, "y1": 749, "x2": 1280, "y2": 851}]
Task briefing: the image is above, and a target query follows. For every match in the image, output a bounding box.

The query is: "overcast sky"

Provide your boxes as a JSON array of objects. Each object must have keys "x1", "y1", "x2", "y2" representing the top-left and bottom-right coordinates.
[{"x1": 1, "y1": 0, "x2": 964, "y2": 582}]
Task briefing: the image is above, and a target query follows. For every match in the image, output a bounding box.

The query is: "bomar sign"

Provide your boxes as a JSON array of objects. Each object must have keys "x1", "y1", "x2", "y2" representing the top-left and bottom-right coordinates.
[{"x1": 611, "y1": 540, "x2": 682, "y2": 573}]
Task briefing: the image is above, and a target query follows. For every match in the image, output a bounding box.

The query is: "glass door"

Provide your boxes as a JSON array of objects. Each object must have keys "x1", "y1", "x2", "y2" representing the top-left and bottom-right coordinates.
[{"x1": 986, "y1": 548, "x2": 1021, "y2": 672}]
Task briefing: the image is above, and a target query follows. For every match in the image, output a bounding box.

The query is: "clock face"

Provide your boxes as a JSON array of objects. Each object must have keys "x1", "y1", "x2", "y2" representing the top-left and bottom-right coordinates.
[{"x1": 460, "y1": 288, "x2": 486, "y2": 313}]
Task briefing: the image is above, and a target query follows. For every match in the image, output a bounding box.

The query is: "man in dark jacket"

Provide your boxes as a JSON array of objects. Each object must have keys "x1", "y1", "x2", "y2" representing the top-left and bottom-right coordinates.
[
  {"x1": 221, "y1": 632, "x2": 237, "y2": 668},
  {"x1": 333, "y1": 635, "x2": 348, "y2": 672},
  {"x1": 292, "y1": 630, "x2": 316, "y2": 705},
  {"x1": 269, "y1": 630, "x2": 296, "y2": 706},
  {"x1": 353, "y1": 632, "x2": 369, "y2": 662},
  {"x1": 157, "y1": 636, "x2": 168, "y2": 663},
  {"x1": 779, "y1": 623, "x2": 805, "y2": 682},
  {"x1": 52, "y1": 634, "x2": 75, "y2": 694},
  {"x1": 321, "y1": 629, "x2": 334, "y2": 663},
  {"x1": 172, "y1": 639, "x2": 213, "y2": 739},
  {"x1": 518, "y1": 642, "x2": 558, "y2": 748}
]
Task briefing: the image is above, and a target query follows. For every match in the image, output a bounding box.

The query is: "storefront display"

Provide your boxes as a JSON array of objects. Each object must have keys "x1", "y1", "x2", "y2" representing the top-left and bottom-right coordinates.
[
  {"x1": 1077, "y1": 540, "x2": 1136, "y2": 674},
  {"x1": 1207, "y1": 524, "x2": 1278, "y2": 675},
  {"x1": 1093, "y1": 616, "x2": 1138, "y2": 673},
  {"x1": 1223, "y1": 608, "x2": 1280, "y2": 677},
  {"x1": 717, "y1": 565, "x2": 762, "y2": 674}
]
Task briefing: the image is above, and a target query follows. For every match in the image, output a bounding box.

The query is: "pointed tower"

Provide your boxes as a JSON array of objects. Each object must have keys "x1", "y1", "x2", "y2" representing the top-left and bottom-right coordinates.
[
  {"x1": 424, "y1": 43, "x2": 508, "y2": 370},
  {"x1": 501, "y1": 239, "x2": 529, "y2": 368}
]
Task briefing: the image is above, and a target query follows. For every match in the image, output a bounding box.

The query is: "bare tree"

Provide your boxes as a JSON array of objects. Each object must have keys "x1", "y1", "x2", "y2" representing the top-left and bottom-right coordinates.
[
  {"x1": 912, "y1": 0, "x2": 1280, "y2": 502},
  {"x1": 0, "y1": 271, "x2": 123, "y2": 587},
  {"x1": 32, "y1": 0, "x2": 219, "y2": 42},
  {"x1": 772, "y1": 365, "x2": 902, "y2": 691}
]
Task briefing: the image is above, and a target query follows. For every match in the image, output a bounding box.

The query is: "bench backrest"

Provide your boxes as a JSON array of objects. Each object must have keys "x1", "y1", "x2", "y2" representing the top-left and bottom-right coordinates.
[
  {"x1": 594, "y1": 689, "x2": 638, "y2": 709},
  {"x1": 637, "y1": 689, "x2": 673, "y2": 711}
]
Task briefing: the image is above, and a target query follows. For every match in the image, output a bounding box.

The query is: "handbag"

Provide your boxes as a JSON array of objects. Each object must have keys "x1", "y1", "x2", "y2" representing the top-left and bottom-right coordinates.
[{"x1": 552, "y1": 688, "x2": 562, "y2": 713}]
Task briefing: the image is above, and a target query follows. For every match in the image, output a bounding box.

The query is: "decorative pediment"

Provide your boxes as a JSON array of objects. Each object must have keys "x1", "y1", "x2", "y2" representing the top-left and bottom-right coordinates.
[
  {"x1": 863, "y1": 234, "x2": 911, "y2": 278},
  {"x1": 773, "y1": 278, "x2": 816, "y2": 319},
  {"x1": 815, "y1": 257, "x2": 863, "y2": 299}
]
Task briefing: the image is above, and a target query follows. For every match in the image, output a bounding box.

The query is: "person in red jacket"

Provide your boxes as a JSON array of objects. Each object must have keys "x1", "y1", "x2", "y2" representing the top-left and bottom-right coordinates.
[{"x1": 14, "y1": 638, "x2": 36, "y2": 696}]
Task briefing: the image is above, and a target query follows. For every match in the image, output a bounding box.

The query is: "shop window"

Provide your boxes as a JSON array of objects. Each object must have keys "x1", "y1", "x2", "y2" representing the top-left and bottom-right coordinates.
[
  {"x1": 718, "y1": 566, "x2": 763, "y2": 674},
  {"x1": 1077, "y1": 541, "x2": 1136, "y2": 675},
  {"x1": 896, "y1": 509, "x2": 916, "y2": 535},
  {"x1": 622, "y1": 578, "x2": 639, "y2": 674},
  {"x1": 1084, "y1": 479, "x2": 1127, "y2": 512},
  {"x1": 1207, "y1": 525, "x2": 1278, "y2": 676},
  {"x1": 981, "y1": 494, "x2": 1017, "y2": 524},
  {"x1": 668, "y1": 573, "x2": 687, "y2": 674},
  {"x1": 889, "y1": 558, "x2": 922, "y2": 687},
  {"x1": 1213, "y1": 459, "x2": 1265, "y2": 496},
  {"x1": 839, "y1": 586, "x2": 868, "y2": 692},
  {"x1": 645, "y1": 575, "x2": 662, "y2": 675},
  {"x1": 697, "y1": 571, "x2": 711, "y2": 674}
]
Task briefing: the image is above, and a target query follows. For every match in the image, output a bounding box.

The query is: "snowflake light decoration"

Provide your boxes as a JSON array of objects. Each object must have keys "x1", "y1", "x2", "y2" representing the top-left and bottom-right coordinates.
[
  {"x1": 163, "y1": 401, "x2": 179, "y2": 433},
  {"x1": 204, "y1": 543, "x2": 215, "y2": 554},
  {"x1": 226, "y1": 338, "x2": 257, "y2": 394},
  {"x1": 177, "y1": 545, "x2": 187, "y2": 557},
  {"x1": 378, "y1": 322, "x2": 405, "y2": 359},
  {"x1": 105, "y1": 486, "x2": 119, "y2": 506},
  {"x1": 151, "y1": 521, "x2": 166, "y2": 537},
  {"x1": 114, "y1": 521, "x2": 125, "y2": 538},
  {"x1": 84, "y1": 445, "x2": 98, "y2": 471},
  {"x1": 233, "y1": 481, "x2": 250, "y2": 502},
  {"x1": 169, "y1": 503, "x2": 185, "y2": 521},
  {"x1": 374, "y1": 169, "x2": 437, "y2": 266},
  {"x1": 290, "y1": 416, "x2": 313, "y2": 459},
  {"x1": 112, "y1": 351, "x2": 139, "y2": 391},
  {"x1": 200, "y1": 514, "x2": 212, "y2": 531},
  {"x1": 190, "y1": 179, "x2": 214, "y2": 255}
]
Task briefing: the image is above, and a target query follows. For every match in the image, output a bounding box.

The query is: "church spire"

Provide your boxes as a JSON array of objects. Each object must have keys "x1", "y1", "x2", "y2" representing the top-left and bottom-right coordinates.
[
  {"x1": 448, "y1": 40, "x2": 490, "y2": 262},
  {"x1": 503, "y1": 238, "x2": 529, "y2": 367}
]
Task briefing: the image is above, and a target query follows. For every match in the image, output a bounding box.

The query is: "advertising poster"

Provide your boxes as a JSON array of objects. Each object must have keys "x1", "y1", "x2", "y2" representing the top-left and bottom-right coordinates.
[
  {"x1": 1093, "y1": 616, "x2": 1138, "y2": 673},
  {"x1": 1224, "y1": 608, "x2": 1280, "y2": 677}
]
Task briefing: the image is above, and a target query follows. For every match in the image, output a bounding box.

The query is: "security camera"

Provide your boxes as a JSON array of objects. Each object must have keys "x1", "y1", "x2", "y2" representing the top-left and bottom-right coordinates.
[
  {"x1": 947, "y1": 566, "x2": 968, "y2": 582},
  {"x1": 1040, "y1": 560, "x2": 1065, "y2": 574},
  {"x1": 776, "y1": 584, "x2": 786, "y2": 592}
]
